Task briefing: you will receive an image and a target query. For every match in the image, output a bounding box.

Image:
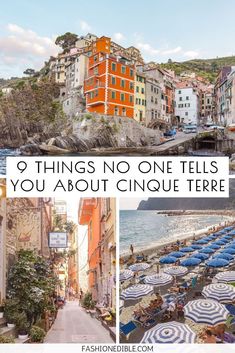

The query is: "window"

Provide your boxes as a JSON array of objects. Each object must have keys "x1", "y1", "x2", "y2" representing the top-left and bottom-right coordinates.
[
  {"x1": 151, "y1": 85, "x2": 153, "y2": 92},
  {"x1": 154, "y1": 87, "x2": 157, "y2": 93},
  {"x1": 94, "y1": 55, "x2": 98, "y2": 62},
  {"x1": 121, "y1": 93, "x2": 125, "y2": 101},
  {"x1": 141, "y1": 87, "x2": 144, "y2": 94},
  {"x1": 136, "y1": 86, "x2": 139, "y2": 93},
  {"x1": 130, "y1": 82, "x2": 134, "y2": 90},
  {"x1": 136, "y1": 98, "x2": 138, "y2": 104},
  {"x1": 138, "y1": 98, "x2": 141, "y2": 104},
  {"x1": 121, "y1": 66, "x2": 126, "y2": 74},
  {"x1": 185, "y1": 112, "x2": 188, "y2": 116},
  {"x1": 186, "y1": 96, "x2": 189, "y2": 100},
  {"x1": 122, "y1": 107, "x2": 126, "y2": 116},
  {"x1": 151, "y1": 110, "x2": 154, "y2": 119},
  {"x1": 151, "y1": 96, "x2": 154, "y2": 103},
  {"x1": 139, "y1": 110, "x2": 143, "y2": 121},
  {"x1": 121, "y1": 79, "x2": 125, "y2": 88},
  {"x1": 155, "y1": 98, "x2": 158, "y2": 104},
  {"x1": 111, "y1": 62, "x2": 116, "y2": 71},
  {"x1": 114, "y1": 106, "x2": 119, "y2": 115},
  {"x1": 178, "y1": 90, "x2": 181, "y2": 94},
  {"x1": 142, "y1": 99, "x2": 145, "y2": 105},
  {"x1": 94, "y1": 67, "x2": 98, "y2": 75},
  {"x1": 95, "y1": 90, "x2": 98, "y2": 97},
  {"x1": 130, "y1": 69, "x2": 134, "y2": 77},
  {"x1": 111, "y1": 91, "x2": 116, "y2": 99},
  {"x1": 111, "y1": 76, "x2": 116, "y2": 85},
  {"x1": 155, "y1": 110, "x2": 157, "y2": 119},
  {"x1": 130, "y1": 95, "x2": 133, "y2": 103}
]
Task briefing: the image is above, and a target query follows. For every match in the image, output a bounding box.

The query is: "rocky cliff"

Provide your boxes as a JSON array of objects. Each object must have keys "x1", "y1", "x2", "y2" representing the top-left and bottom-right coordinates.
[{"x1": 138, "y1": 180, "x2": 235, "y2": 210}]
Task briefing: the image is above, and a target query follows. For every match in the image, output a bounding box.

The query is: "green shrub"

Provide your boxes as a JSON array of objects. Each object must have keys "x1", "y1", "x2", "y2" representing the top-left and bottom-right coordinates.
[
  {"x1": 15, "y1": 312, "x2": 30, "y2": 335},
  {"x1": 4, "y1": 298, "x2": 20, "y2": 324},
  {"x1": 81, "y1": 292, "x2": 96, "y2": 309},
  {"x1": 0, "y1": 335, "x2": 15, "y2": 343},
  {"x1": 85, "y1": 113, "x2": 92, "y2": 120},
  {"x1": 30, "y1": 325, "x2": 46, "y2": 342}
]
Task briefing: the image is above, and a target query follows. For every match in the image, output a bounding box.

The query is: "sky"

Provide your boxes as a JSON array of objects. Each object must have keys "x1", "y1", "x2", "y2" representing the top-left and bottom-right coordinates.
[
  {"x1": 1, "y1": 0, "x2": 235, "y2": 78},
  {"x1": 119, "y1": 198, "x2": 147, "y2": 210}
]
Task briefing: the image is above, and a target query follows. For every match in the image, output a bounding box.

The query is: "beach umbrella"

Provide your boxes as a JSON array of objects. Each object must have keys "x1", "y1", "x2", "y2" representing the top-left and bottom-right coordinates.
[
  {"x1": 144, "y1": 273, "x2": 173, "y2": 286},
  {"x1": 195, "y1": 239, "x2": 209, "y2": 245},
  {"x1": 223, "y1": 235, "x2": 233, "y2": 240},
  {"x1": 206, "y1": 258, "x2": 229, "y2": 268},
  {"x1": 199, "y1": 247, "x2": 215, "y2": 254},
  {"x1": 221, "y1": 248, "x2": 235, "y2": 255},
  {"x1": 159, "y1": 256, "x2": 177, "y2": 264},
  {"x1": 213, "y1": 253, "x2": 234, "y2": 261},
  {"x1": 202, "y1": 283, "x2": 235, "y2": 303},
  {"x1": 181, "y1": 257, "x2": 201, "y2": 267},
  {"x1": 229, "y1": 230, "x2": 235, "y2": 235},
  {"x1": 164, "y1": 266, "x2": 188, "y2": 277},
  {"x1": 129, "y1": 263, "x2": 150, "y2": 272},
  {"x1": 215, "y1": 271, "x2": 235, "y2": 283},
  {"x1": 180, "y1": 247, "x2": 195, "y2": 253},
  {"x1": 207, "y1": 235, "x2": 215, "y2": 240},
  {"x1": 225, "y1": 244, "x2": 235, "y2": 249},
  {"x1": 219, "y1": 238, "x2": 230, "y2": 243},
  {"x1": 225, "y1": 227, "x2": 234, "y2": 231},
  {"x1": 193, "y1": 253, "x2": 209, "y2": 260},
  {"x1": 207, "y1": 244, "x2": 221, "y2": 250},
  {"x1": 184, "y1": 299, "x2": 229, "y2": 325},
  {"x1": 190, "y1": 245, "x2": 203, "y2": 250},
  {"x1": 119, "y1": 269, "x2": 134, "y2": 282},
  {"x1": 120, "y1": 284, "x2": 154, "y2": 300},
  {"x1": 214, "y1": 240, "x2": 227, "y2": 245},
  {"x1": 169, "y1": 251, "x2": 185, "y2": 258},
  {"x1": 140, "y1": 321, "x2": 196, "y2": 344}
]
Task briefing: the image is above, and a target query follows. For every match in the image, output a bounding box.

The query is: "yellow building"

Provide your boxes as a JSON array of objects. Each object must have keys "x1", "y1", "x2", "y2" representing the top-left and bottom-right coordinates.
[{"x1": 134, "y1": 73, "x2": 146, "y2": 124}]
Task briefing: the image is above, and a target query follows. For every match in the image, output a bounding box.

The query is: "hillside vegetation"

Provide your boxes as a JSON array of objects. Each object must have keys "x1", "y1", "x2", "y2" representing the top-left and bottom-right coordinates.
[{"x1": 160, "y1": 55, "x2": 235, "y2": 83}]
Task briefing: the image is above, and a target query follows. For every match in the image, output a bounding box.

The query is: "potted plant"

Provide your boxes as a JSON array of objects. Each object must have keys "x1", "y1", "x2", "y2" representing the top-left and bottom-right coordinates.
[
  {"x1": 15, "y1": 312, "x2": 30, "y2": 340},
  {"x1": 0, "y1": 300, "x2": 5, "y2": 319},
  {"x1": 30, "y1": 325, "x2": 46, "y2": 343},
  {"x1": 4, "y1": 299, "x2": 19, "y2": 328}
]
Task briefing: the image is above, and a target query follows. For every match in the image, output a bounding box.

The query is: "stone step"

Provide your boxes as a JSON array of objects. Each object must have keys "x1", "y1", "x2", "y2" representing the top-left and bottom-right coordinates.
[
  {"x1": 0, "y1": 317, "x2": 6, "y2": 328},
  {"x1": 0, "y1": 326, "x2": 16, "y2": 338}
]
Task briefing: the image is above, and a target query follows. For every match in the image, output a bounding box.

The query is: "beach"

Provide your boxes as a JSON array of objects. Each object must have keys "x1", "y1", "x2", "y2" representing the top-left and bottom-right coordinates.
[{"x1": 120, "y1": 210, "x2": 235, "y2": 261}]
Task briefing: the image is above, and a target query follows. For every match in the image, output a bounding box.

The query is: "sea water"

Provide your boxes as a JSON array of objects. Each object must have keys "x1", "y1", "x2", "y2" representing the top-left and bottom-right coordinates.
[
  {"x1": 120, "y1": 210, "x2": 231, "y2": 255},
  {"x1": 0, "y1": 148, "x2": 19, "y2": 175}
]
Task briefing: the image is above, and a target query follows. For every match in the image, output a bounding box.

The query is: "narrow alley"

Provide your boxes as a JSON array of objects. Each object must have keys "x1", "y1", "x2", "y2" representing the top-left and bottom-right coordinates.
[{"x1": 44, "y1": 301, "x2": 114, "y2": 343}]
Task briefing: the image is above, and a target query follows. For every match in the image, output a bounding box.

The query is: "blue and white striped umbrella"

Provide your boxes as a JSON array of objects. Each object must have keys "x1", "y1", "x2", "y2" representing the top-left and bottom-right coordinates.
[
  {"x1": 220, "y1": 238, "x2": 230, "y2": 243},
  {"x1": 215, "y1": 271, "x2": 235, "y2": 283},
  {"x1": 129, "y1": 262, "x2": 150, "y2": 272},
  {"x1": 202, "y1": 283, "x2": 235, "y2": 303},
  {"x1": 140, "y1": 321, "x2": 196, "y2": 344},
  {"x1": 164, "y1": 266, "x2": 188, "y2": 277},
  {"x1": 119, "y1": 269, "x2": 134, "y2": 281},
  {"x1": 180, "y1": 247, "x2": 195, "y2": 253},
  {"x1": 214, "y1": 240, "x2": 227, "y2": 245},
  {"x1": 184, "y1": 299, "x2": 229, "y2": 325},
  {"x1": 225, "y1": 244, "x2": 235, "y2": 249},
  {"x1": 144, "y1": 273, "x2": 173, "y2": 286},
  {"x1": 193, "y1": 253, "x2": 209, "y2": 260},
  {"x1": 120, "y1": 284, "x2": 153, "y2": 300}
]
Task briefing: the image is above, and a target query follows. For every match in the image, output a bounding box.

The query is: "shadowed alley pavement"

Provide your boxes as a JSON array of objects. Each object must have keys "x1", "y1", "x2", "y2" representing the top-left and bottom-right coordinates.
[{"x1": 44, "y1": 301, "x2": 114, "y2": 343}]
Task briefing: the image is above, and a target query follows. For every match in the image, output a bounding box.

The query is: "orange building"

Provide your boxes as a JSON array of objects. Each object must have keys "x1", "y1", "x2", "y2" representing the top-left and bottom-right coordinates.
[
  {"x1": 84, "y1": 36, "x2": 135, "y2": 118},
  {"x1": 79, "y1": 198, "x2": 101, "y2": 301}
]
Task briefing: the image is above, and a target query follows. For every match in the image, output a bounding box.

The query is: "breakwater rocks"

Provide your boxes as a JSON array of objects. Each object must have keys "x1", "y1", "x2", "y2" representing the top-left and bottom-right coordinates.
[{"x1": 20, "y1": 115, "x2": 161, "y2": 155}]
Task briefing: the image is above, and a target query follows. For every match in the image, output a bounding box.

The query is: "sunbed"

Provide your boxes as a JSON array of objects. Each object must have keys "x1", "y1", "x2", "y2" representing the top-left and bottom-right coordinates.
[{"x1": 120, "y1": 321, "x2": 138, "y2": 340}]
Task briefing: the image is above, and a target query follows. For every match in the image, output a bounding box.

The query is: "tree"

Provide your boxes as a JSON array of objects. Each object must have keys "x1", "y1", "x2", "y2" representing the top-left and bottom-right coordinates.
[
  {"x1": 55, "y1": 32, "x2": 78, "y2": 50},
  {"x1": 23, "y1": 68, "x2": 36, "y2": 77}
]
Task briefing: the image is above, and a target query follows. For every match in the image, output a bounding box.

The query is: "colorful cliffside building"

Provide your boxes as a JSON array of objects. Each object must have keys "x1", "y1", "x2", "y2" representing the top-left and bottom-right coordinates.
[{"x1": 84, "y1": 36, "x2": 135, "y2": 118}]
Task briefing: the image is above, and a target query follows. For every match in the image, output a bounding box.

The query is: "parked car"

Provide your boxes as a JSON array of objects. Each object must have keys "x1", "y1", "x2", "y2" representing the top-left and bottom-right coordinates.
[
  {"x1": 183, "y1": 125, "x2": 197, "y2": 133},
  {"x1": 164, "y1": 128, "x2": 176, "y2": 137}
]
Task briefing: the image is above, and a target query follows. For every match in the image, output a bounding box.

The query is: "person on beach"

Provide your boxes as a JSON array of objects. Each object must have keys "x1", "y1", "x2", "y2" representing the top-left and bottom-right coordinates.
[
  {"x1": 201, "y1": 329, "x2": 217, "y2": 344},
  {"x1": 130, "y1": 244, "x2": 134, "y2": 255}
]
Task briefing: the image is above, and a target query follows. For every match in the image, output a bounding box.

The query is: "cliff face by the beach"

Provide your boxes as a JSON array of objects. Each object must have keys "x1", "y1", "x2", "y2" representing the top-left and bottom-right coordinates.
[{"x1": 138, "y1": 180, "x2": 235, "y2": 210}]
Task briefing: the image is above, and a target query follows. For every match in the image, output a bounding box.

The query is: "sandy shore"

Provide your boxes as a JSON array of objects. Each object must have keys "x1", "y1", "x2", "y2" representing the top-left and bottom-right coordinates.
[{"x1": 121, "y1": 215, "x2": 235, "y2": 261}]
